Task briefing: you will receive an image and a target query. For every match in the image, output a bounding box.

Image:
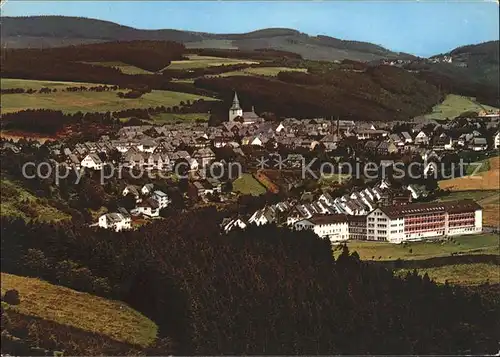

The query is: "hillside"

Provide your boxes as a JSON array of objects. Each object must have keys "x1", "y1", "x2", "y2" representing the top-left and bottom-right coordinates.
[
  {"x1": 1, "y1": 273, "x2": 158, "y2": 353},
  {"x1": 1, "y1": 16, "x2": 410, "y2": 62},
  {"x1": 408, "y1": 41, "x2": 499, "y2": 106}
]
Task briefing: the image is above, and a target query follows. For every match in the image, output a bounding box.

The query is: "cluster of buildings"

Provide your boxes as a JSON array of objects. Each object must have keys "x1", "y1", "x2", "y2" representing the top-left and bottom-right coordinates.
[
  {"x1": 96, "y1": 183, "x2": 171, "y2": 231},
  {"x1": 14, "y1": 92, "x2": 493, "y2": 240},
  {"x1": 49, "y1": 92, "x2": 499, "y2": 179},
  {"x1": 224, "y1": 181, "x2": 483, "y2": 244},
  {"x1": 223, "y1": 176, "x2": 483, "y2": 244}
]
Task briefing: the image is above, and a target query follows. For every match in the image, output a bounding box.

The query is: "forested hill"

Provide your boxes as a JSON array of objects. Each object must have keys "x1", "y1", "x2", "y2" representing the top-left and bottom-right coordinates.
[{"x1": 2, "y1": 16, "x2": 409, "y2": 61}]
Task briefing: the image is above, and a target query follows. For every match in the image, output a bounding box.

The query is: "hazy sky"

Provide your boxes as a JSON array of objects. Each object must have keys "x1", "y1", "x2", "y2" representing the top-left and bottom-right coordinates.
[{"x1": 2, "y1": 1, "x2": 499, "y2": 57}]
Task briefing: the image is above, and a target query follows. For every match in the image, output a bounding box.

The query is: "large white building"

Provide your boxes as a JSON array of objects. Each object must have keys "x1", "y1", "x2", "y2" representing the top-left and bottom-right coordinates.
[
  {"x1": 98, "y1": 212, "x2": 131, "y2": 232},
  {"x1": 294, "y1": 215, "x2": 349, "y2": 243},
  {"x1": 366, "y1": 200, "x2": 482, "y2": 243}
]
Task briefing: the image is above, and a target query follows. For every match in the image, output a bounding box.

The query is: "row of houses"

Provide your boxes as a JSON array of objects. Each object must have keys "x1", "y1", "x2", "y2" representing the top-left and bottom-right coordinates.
[{"x1": 53, "y1": 110, "x2": 499, "y2": 176}]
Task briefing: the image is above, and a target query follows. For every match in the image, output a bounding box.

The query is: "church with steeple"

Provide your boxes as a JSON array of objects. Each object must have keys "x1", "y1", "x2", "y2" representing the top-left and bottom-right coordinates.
[
  {"x1": 229, "y1": 92, "x2": 243, "y2": 122},
  {"x1": 228, "y1": 91, "x2": 263, "y2": 125}
]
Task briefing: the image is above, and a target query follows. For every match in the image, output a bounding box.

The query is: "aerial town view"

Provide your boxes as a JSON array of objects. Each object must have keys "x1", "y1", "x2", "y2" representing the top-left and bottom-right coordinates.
[{"x1": 0, "y1": 0, "x2": 499, "y2": 355}]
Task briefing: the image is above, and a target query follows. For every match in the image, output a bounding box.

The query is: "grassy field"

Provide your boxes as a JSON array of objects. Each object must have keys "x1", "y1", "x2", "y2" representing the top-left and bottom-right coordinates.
[
  {"x1": 1, "y1": 78, "x2": 100, "y2": 90},
  {"x1": 318, "y1": 173, "x2": 352, "y2": 187},
  {"x1": 2, "y1": 86, "x2": 216, "y2": 114},
  {"x1": 185, "y1": 40, "x2": 238, "y2": 49},
  {"x1": 150, "y1": 112, "x2": 210, "y2": 123},
  {"x1": 82, "y1": 61, "x2": 153, "y2": 75},
  {"x1": 232, "y1": 173, "x2": 267, "y2": 196},
  {"x1": 341, "y1": 233, "x2": 499, "y2": 261},
  {"x1": 396, "y1": 263, "x2": 499, "y2": 285},
  {"x1": 435, "y1": 190, "x2": 498, "y2": 203},
  {"x1": 424, "y1": 94, "x2": 499, "y2": 121},
  {"x1": 166, "y1": 55, "x2": 259, "y2": 70},
  {"x1": 464, "y1": 157, "x2": 491, "y2": 175},
  {"x1": 212, "y1": 66, "x2": 308, "y2": 77},
  {"x1": 1, "y1": 273, "x2": 158, "y2": 347},
  {"x1": 1, "y1": 179, "x2": 70, "y2": 222}
]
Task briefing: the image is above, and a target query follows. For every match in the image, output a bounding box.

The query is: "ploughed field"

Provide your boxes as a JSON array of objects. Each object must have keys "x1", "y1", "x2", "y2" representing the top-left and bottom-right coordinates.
[{"x1": 439, "y1": 156, "x2": 500, "y2": 226}]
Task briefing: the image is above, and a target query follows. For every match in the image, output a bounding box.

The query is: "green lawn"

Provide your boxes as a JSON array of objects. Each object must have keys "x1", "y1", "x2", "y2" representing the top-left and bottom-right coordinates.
[
  {"x1": 2, "y1": 87, "x2": 217, "y2": 114},
  {"x1": 342, "y1": 233, "x2": 499, "y2": 261},
  {"x1": 1, "y1": 78, "x2": 100, "y2": 90},
  {"x1": 1, "y1": 273, "x2": 158, "y2": 347},
  {"x1": 1, "y1": 179, "x2": 70, "y2": 222},
  {"x1": 424, "y1": 94, "x2": 499, "y2": 121},
  {"x1": 150, "y1": 112, "x2": 210, "y2": 123},
  {"x1": 396, "y1": 263, "x2": 499, "y2": 285},
  {"x1": 435, "y1": 190, "x2": 498, "y2": 202},
  {"x1": 166, "y1": 54, "x2": 259, "y2": 70},
  {"x1": 185, "y1": 40, "x2": 238, "y2": 50},
  {"x1": 318, "y1": 173, "x2": 352, "y2": 187},
  {"x1": 465, "y1": 157, "x2": 491, "y2": 175},
  {"x1": 212, "y1": 66, "x2": 308, "y2": 78},
  {"x1": 82, "y1": 61, "x2": 153, "y2": 75},
  {"x1": 233, "y1": 173, "x2": 267, "y2": 196}
]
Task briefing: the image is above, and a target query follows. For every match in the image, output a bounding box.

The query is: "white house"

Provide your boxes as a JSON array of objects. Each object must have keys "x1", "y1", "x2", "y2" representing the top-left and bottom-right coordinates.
[
  {"x1": 248, "y1": 207, "x2": 276, "y2": 226},
  {"x1": 224, "y1": 218, "x2": 247, "y2": 233},
  {"x1": 152, "y1": 190, "x2": 170, "y2": 209},
  {"x1": 81, "y1": 153, "x2": 103, "y2": 170},
  {"x1": 123, "y1": 185, "x2": 141, "y2": 202},
  {"x1": 98, "y1": 212, "x2": 131, "y2": 232},
  {"x1": 414, "y1": 131, "x2": 429, "y2": 145},
  {"x1": 141, "y1": 184, "x2": 154, "y2": 196},
  {"x1": 470, "y1": 137, "x2": 488, "y2": 151},
  {"x1": 294, "y1": 215, "x2": 349, "y2": 243},
  {"x1": 494, "y1": 131, "x2": 500, "y2": 149},
  {"x1": 132, "y1": 198, "x2": 160, "y2": 218},
  {"x1": 401, "y1": 132, "x2": 413, "y2": 143}
]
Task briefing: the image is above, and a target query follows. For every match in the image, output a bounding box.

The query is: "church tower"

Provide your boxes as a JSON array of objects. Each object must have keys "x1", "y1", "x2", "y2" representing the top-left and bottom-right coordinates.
[{"x1": 229, "y1": 91, "x2": 243, "y2": 122}]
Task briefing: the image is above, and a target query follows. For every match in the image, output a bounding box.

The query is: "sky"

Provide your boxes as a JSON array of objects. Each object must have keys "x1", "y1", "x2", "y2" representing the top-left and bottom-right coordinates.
[{"x1": 2, "y1": 1, "x2": 499, "y2": 57}]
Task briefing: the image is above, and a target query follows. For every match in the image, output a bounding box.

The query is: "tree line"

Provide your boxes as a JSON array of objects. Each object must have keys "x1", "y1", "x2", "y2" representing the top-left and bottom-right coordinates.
[{"x1": 196, "y1": 64, "x2": 442, "y2": 122}]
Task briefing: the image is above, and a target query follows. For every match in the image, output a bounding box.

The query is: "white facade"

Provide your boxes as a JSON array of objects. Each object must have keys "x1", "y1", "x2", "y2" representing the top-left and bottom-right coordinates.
[
  {"x1": 98, "y1": 213, "x2": 131, "y2": 232},
  {"x1": 494, "y1": 132, "x2": 500, "y2": 149},
  {"x1": 133, "y1": 205, "x2": 160, "y2": 218},
  {"x1": 152, "y1": 190, "x2": 171, "y2": 209},
  {"x1": 294, "y1": 217, "x2": 349, "y2": 243},
  {"x1": 367, "y1": 203, "x2": 482, "y2": 244},
  {"x1": 224, "y1": 218, "x2": 247, "y2": 233},
  {"x1": 414, "y1": 131, "x2": 429, "y2": 145},
  {"x1": 81, "y1": 154, "x2": 103, "y2": 170},
  {"x1": 229, "y1": 92, "x2": 243, "y2": 122}
]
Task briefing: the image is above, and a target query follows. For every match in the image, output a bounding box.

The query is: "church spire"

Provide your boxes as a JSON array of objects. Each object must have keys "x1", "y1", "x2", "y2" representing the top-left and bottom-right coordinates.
[{"x1": 231, "y1": 91, "x2": 241, "y2": 110}]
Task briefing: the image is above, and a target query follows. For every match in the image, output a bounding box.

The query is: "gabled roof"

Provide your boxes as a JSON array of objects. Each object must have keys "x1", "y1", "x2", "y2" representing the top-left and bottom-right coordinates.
[{"x1": 308, "y1": 214, "x2": 349, "y2": 225}]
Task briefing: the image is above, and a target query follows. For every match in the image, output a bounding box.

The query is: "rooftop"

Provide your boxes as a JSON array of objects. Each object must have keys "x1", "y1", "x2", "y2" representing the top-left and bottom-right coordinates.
[{"x1": 379, "y1": 199, "x2": 481, "y2": 219}]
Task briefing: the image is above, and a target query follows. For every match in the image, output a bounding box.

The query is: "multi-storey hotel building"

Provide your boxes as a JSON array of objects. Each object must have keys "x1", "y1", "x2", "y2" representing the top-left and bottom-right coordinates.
[{"x1": 366, "y1": 200, "x2": 482, "y2": 243}]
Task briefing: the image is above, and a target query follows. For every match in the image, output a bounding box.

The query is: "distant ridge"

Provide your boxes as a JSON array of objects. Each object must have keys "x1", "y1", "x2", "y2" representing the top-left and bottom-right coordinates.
[{"x1": 1, "y1": 15, "x2": 411, "y2": 62}]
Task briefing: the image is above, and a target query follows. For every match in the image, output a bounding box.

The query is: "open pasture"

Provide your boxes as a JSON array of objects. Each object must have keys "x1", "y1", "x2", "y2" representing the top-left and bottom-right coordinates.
[{"x1": 166, "y1": 54, "x2": 259, "y2": 70}]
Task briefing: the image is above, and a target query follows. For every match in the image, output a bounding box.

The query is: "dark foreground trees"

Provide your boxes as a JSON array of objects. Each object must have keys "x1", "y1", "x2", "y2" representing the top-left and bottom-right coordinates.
[{"x1": 1, "y1": 209, "x2": 498, "y2": 355}]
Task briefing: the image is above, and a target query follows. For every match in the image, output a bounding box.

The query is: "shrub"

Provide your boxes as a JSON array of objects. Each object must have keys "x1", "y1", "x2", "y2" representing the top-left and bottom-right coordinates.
[{"x1": 3, "y1": 289, "x2": 21, "y2": 305}]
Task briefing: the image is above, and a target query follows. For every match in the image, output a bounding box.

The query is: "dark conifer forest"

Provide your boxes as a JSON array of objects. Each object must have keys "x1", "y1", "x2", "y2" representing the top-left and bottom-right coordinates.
[{"x1": 1, "y1": 211, "x2": 499, "y2": 355}]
